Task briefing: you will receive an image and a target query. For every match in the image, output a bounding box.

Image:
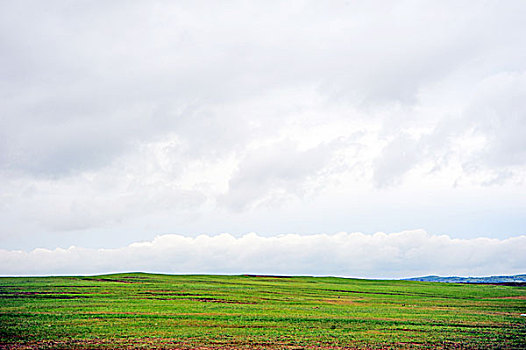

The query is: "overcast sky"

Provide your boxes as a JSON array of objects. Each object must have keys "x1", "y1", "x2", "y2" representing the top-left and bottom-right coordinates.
[{"x1": 1, "y1": 1, "x2": 525, "y2": 277}]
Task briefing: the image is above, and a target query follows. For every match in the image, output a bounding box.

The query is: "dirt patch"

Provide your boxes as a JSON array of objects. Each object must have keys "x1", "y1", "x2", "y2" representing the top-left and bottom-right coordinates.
[
  {"x1": 6, "y1": 291, "x2": 84, "y2": 295},
  {"x1": 323, "y1": 298, "x2": 357, "y2": 305},
  {"x1": 489, "y1": 295, "x2": 526, "y2": 300},
  {"x1": 139, "y1": 291, "x2": 199, "y2": 297},
  {"x1": 43, "y1": 285, "x2": 99, "y2": 289},
  {"x1": 133, "y1": 295, "x2": 256, "y2": 304},
  {"x1": 82, "y1": 311, "x2": 163, "y2": 316},
  {"x1": 0, "y1": 338, "x2": 363, "y2": 350},
  {"x1": 83, "y1": 278, "x2": 137, "y2": 283},
  {"x1": 330, "y1": 289, "x2": 413, "y2": 297},
  {"x1": 193, "y1": 297, "x2": 256, "y2": 305},
  {"x1": 329, "y1": 289, "x2": 472, "y2": 300},
  {"x1": 0, "y1": 291, "x2": 89, "y2": 299}
]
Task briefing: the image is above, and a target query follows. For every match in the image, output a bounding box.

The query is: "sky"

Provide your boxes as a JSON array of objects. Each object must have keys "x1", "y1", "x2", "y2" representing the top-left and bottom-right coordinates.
[{"x1": 1, "y1": 1, "x2": 525, "y2": 277}]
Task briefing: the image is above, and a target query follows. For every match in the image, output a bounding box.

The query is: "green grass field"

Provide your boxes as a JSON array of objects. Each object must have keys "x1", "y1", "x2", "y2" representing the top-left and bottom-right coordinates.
[{"x1": 1, "y1": 273, "x2": 525, "y2": 349}]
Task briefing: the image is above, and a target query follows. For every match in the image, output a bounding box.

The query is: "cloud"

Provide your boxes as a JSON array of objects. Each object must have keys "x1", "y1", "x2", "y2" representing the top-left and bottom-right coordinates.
[
  {"x1": 220, "y1": 140, "x2": 336, "y2": 210},
  {"x1": 1, "y1": 230, "x2": 524, "y2": 278},
  {"x1": 370, "y1": 71, "x2": 526, "y2": 188},
  {"x1": 465, "y1": 71, "x2": 526, "y2": 169},
  {"x1": 373, "y1": 134, "x2": 422, "y2": 188},
  {"x1": 1, "y1": 1, "x2": 526, "y2": 250},
  {"x1": 2, "y1": 0, "x2": 524, "y2": 178}
]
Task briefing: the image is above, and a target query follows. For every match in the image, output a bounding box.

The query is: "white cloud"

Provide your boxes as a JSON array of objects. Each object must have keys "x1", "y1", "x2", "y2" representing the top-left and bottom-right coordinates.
[
  {"x1": 0, "y1": 1, "x2": 525, "y2": 251},
  {"x1": 1, "y1": 230, "x2": 524, "y2": 278}
]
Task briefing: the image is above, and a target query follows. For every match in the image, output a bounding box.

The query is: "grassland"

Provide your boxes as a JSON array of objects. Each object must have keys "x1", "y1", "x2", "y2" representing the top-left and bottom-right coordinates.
[{"x1": 0, "y1": 273, "x2": 525, "y2": 349}]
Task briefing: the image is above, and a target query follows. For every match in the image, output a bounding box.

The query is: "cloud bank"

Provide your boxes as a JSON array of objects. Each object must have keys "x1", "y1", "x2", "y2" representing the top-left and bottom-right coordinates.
[{"x1": 2, "y1": 230, "x2": 524, "y2": 278}]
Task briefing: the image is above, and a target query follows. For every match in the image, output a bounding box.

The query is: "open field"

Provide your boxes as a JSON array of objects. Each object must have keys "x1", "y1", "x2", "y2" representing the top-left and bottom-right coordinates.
[{"x1": 1, "y1": 273, "x2": 525, "y2": 349}]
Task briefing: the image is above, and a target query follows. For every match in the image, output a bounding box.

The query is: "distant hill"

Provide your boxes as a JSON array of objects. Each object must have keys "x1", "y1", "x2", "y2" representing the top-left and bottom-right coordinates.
[{"x1": 405, "y1": 274, "x2": 526, "y2": 284}]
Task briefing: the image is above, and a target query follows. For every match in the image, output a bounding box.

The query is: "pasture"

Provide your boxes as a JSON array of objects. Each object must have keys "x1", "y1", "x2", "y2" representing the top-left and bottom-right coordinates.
[{"x1": 1, "y1": 273, "x2": 525, "y2": 349}]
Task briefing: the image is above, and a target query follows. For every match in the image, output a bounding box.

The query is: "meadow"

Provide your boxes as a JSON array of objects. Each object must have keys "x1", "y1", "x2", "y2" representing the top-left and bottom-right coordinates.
[{"x1": 1, "y1": 273, "x2": 525, "y2": 349}]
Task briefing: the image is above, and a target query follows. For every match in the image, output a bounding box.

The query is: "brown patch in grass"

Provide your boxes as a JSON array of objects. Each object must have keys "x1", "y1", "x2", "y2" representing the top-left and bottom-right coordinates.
[
  {"x1": 84, "y1": 278, "x2": 137, "y2": 283},
  {"x1": 323, "y1": 298, "x2": 357, "y2": 305},
  {"x1": 489, "y1": 295, "x2": 526, "y2": 300},
  {"x1": 139, "y1": 290, "x2": 199, "y2": 297},
  {"x1": 192, "y1": 297, "x2": 256, "y2": 305},
  {"x1": 78, "y1": 311, "x2": 237, "y2": 317},
  {"x1": 132, "y1": 293, "x2": 256, "y2": 304},
  {"x1": 0, "y1": 339, "x2": 362, "y2": 350},
  {"x1": 0, "y1": 291, "x2": 90, "y2": 299}
]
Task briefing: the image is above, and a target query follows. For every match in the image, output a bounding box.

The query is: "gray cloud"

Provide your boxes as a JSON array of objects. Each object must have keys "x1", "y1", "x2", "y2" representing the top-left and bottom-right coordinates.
[
  {"x1": 466, "y1": 72, "x2": 526, "y2": 168},
  {"x1": 220, "y1": 141, "x2": 336, "y2": 210},
  {"x1": 1, "y1": 1, "x2": 526, "y2": 250},
  {"x1": 373, "y1": 134, "x2": 422, "y2": 188},
  {"x1": 3, "y1": 1, "x2": 524, "y2": 177},
  {"x1": 372, "y1": 70, "x2": 526, "y2": 187}
]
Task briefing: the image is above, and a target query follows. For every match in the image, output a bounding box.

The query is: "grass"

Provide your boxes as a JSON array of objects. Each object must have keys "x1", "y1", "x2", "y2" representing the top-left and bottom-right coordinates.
[{"x1": 0, "y1": 273, "x2": 525, "y2": 349}]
